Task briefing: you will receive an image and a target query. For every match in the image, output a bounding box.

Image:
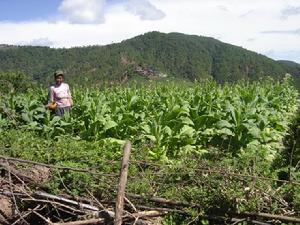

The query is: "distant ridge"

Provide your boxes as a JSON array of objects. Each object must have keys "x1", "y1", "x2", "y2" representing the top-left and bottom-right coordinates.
[{"x1": 0, "y1": 31, "x2": 299, "y2": 88}]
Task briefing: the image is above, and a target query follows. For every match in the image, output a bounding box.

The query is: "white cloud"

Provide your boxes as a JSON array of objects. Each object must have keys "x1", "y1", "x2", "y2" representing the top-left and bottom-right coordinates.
[
  {"x1": 18, "y1": 37, "x2": 54, "y2": 47},
  {"x1": 281, "y1": 5, "x2": 300, "y2": 19},
  {"x1": 0, "y1": 0, "x2": 299, "y2": 63},
  {"x1": 239, "y1": 10, "x2": 254, "y2": 18},
  {"x1": 58, "y1": 0, "x2": 106, "y2": 24},
  {"x1": 125, "y1": 0, "x2": 165, "y2": 20},
  {"x1": 261, "y1": 28, "x2": 300, "y2": 35},
  {"x1": 217, "y1": 5, "x2": 229, "y2": 12}
]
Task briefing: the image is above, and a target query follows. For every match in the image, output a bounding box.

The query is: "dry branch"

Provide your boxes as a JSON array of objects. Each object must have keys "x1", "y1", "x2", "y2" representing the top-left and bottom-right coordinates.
[
  {"x1": 126, "y1": 193, "x2": 191, "y2": 207},
  {"x1": 0, "y1": 161, "x2": 35, "y2": 184},
  {"x1": 0, "y1": 155, "x2": 117, "y2": 177},
  {"x1": 52, "y1": 218, "x2": 105, "y2": 225},
  {"x1": 242, "y1": 212, "x2": 300, "y2": 224},
  {"x1": 1, "y1": 152, "x2": 300, "y2": 224}
]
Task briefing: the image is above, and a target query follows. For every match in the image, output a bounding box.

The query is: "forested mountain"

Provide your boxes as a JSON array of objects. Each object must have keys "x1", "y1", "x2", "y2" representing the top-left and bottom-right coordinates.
[
  {"x1": 0, "y1": 31, "x2": 299, "y2": 88},
  {"x1": 278, "y1": 60, "x2": 300, "y2": 89}
]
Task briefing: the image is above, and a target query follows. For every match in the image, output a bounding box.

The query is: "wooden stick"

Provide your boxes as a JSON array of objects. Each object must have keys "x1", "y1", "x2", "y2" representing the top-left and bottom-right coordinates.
[
  {"x1": 11, "y1": 205, "x2": 42, "y2": 225},
  {"x1": 33, "y1": 191, "x2": 115, "y2": 218},
  {"x1": 52, "y1": 218, "x2": 105, "y2": 225},
  {"x1": 21, "y1": 198, "x2": 86, "y2": 215},
  {"x1": 32, "y1": 211, "x2": 54, "y2": 225},
  {"x1": 34, "y1": 191, "x2": 100, "y2": 212},
  {"x1": 135, "y1": 205, "x2": 186, "y2": 214},
  {"x1": 126, "y1": 193, "x2": 191, "y2": 207},
  {"x1": 124, "y1": 196, "x2": 137, "y2": 212},
  {"x1": 242, "y1": 212, "x2": 300, "y2": 223},
  {"x1": 130, "y1": 210, "x2": 168, "y2": 218},
  {"x1": 114, "y1": 141, "x2": 131, "y2": 225},
  {"x1": 0, "y1": 214, "x2": 10, "y2": 225},
  {"x1": 5, "y1": 160, "x2": 30, "y2": 225}
]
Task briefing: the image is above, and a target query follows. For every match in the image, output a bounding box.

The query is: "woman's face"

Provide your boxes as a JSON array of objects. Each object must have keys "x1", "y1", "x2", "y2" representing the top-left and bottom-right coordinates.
[{"x1": 55, "y1": 75, "x2": 64, "y2": 85}]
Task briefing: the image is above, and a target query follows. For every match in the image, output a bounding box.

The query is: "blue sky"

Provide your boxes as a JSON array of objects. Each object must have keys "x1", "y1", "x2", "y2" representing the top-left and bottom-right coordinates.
[
  {"x1": 0, "y1": 0, "x2": 122, "y2": 21},
  {"x1": 0, "y1": 0, "x2": 61, "y2": 21},
  {"x1": 0, "y1": 0, "x2": 299, "y2": 64}
]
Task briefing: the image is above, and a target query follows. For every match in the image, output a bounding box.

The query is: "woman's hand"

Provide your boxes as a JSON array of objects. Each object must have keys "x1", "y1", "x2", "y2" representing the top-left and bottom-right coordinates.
[
  {"x1": 69, "y1": 98, "x2": 73, "y2": 106},
  {"x1": 46, "y1": 101, "x2": 57, "y2": 110}
]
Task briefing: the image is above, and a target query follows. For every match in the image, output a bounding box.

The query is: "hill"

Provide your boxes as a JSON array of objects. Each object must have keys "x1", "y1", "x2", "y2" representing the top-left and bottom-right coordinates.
[
  {"x1": 0, "y1": 31, "x2": 299, "y2": 88},
  {"x1": 278, "y1": 60, "x2": 300, "y2": 88}
]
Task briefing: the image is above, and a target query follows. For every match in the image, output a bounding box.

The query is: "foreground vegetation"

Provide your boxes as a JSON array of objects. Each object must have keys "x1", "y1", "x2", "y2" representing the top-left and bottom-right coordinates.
[{"x1": 0, "y1": 78, "x2": 299, "y2": 223}]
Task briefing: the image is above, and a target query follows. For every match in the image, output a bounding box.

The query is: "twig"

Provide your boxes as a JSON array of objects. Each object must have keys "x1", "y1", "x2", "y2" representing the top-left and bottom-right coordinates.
[
  {"x1": 56, "y1": 170, "x2": 73, "y2": 194},
  {"x1": 230, "y1": 217, "x2": 271, "y2": 225},
  {"x1": 0, "y1": 161, "x2": 35, "y2": 183},
  {"x1": 126, "y1": 193, "x2": 192, "y2": 207},
  {"x1": 3, "y1": 164, "x2": 33, "y2": 195},
  {"x1": 242, "y1": 212, "x2": 300, "y2": 223},
  {"x1": 0, "y1": 155, "x2": 117, "y2": 177},
  {"x1": 32, "y1": 210, "x2": 54, "y2": 225},
  {"x1": 130, "y1": 210, "x2": 168, "y2": 219},
  {"x1": 135, "y1": 205, "x2": 186, "y2": 214},
  {"x1": 5, "y1": 160, "x2": 30, "y2": 225},
  {"x1": 231, "y1": 218, "x2": 246, "y2": 225},
  {"x1": 34, "y1": 191, "x2": 101, "y2": 213},
  {"x1": 124, "y1": 196, "x2": 137, "y2": 212},
  {"x1": 21, "y1": 198, "x2": 86, "y2": 215},
  {"x1": 0, "y1": 214, "x2": 10, "y2": 225},
  {"x1": 11, "y1": 205, "x2": 42, "y2": 225},
  {"x1": 187, "y1": 212, "x2": 202, "y2": 225},
  {"x1": 52, "y1": 218, "x2": 105, "y2": 225},
  {"x1": 85, "y1": 188, "x2": 105, "y2": 210},
  {"x1": 0, "y1": 177, "x2": 32, "y2": 199}
]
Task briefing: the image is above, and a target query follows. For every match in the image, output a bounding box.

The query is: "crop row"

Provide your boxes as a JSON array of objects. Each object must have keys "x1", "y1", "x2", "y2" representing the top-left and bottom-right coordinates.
[{"x1": 0, "y1": 80, "x2": 298, "y2": 161}]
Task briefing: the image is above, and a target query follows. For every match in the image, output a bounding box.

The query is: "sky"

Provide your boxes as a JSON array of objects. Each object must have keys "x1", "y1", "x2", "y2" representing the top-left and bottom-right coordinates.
[{"x1": 0, "y1": 0, "x2": 299, "y2": 63}]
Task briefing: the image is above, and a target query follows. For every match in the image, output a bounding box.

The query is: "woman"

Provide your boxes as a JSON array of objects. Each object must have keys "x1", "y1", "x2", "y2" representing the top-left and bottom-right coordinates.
[{"x1": 47, "y1": 70, "x2": 73, "y2": 116}]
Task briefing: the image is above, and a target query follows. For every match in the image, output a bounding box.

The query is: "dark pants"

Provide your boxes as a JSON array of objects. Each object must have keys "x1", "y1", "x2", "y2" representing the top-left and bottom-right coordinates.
[{"x1": 55, "y1": 107, "x2": 71, "y2": 117}]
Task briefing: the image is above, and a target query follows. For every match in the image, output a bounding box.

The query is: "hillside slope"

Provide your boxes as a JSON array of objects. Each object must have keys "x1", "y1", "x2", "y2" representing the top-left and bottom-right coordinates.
[
  {"x1": 0, "y1": 31, "x2": 298, "y2": 86},
  {"x1": 278, "y1": 60, "x2": 300, "y2": 88}
]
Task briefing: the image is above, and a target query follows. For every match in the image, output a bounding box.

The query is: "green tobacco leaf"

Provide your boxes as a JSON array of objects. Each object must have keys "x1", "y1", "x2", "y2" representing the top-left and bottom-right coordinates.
[
  {"x1": 216, "y1": 120, "x2": 233, "y2": 128},
  {"x1": 145, "y1": 135, "x2": 156, "y2": 142},
  {"x1": 21, "y1": 113, "x2": 31, "y2": 123},
  {"x1": 217, "y1": 128, "x2": 234, "y2": 136},
  {"x1": 179, "y1": 125, "x2": 195, "y2": 138},
  {"x1": 181, "y1": 117, "x2": 194, "y2": 126},
  {"x1": 248, "y1": 126, "x2": 261, "y2": 139},
  {"x1": 103, "y1": 138, "x2": 126, "y2": 145},
  {"x1": 162, "y1": 126, "x2": 172, "y2": 136},
  {"x1": 129, "y1": 95, "x2": 139, "y2": 106},
  {"x1": 104, "y1": 120, "x2": 118, "y2": 131},
  {"x1": 50, "y1": 116, "x2": 61, "y2": 125},
  {"x1": 141, "y1": 124, "x2": 151, "y2": 134}
]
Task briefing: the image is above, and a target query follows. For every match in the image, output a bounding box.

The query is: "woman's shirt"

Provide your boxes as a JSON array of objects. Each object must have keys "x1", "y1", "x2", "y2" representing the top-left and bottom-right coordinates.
[{"x1": 49, "y1": 83, "x2": 72, "y2": 107}]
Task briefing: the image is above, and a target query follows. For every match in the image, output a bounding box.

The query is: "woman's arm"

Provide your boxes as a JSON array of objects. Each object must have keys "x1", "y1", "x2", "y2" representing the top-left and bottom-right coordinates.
[
  {"x1": 67, "y1": 85, "x2": 73, "y2": 106},
  {"x1": 46, "y1": 86, "x2": 55, "y2": 108},
  {"x1": 48, "y1": 86, "x2": 54, "y2": 103}
]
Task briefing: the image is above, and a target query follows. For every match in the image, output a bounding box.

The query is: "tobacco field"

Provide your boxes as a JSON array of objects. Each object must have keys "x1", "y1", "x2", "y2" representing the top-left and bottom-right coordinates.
[{"x1": 0, "y1": 79, "x2": 299, "y2": 224}]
